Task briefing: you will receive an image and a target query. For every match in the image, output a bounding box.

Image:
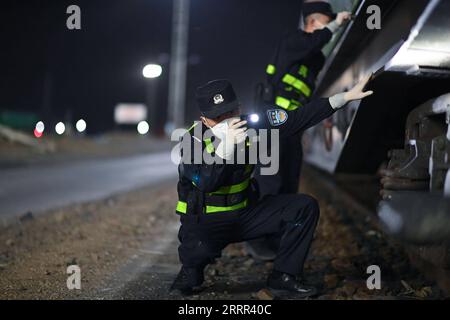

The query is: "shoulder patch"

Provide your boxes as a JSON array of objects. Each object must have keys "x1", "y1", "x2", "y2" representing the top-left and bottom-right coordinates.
[{"x1": 266, "y1": 109, "x2": 288, "y2": 126}]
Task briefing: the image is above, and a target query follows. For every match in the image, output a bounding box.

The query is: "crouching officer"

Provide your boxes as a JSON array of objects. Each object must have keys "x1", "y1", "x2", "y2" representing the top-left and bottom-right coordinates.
[{"x1": 170, "y1": 76, "x2": 373, "y2": 296}]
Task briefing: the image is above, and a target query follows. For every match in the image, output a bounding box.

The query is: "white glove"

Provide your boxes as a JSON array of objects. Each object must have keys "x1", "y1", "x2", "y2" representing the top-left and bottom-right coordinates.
[
  {"x1": 329, "y1": 74, "x2": 374, "y2": 110},
  {"x1": 326, "y1": 11, "x2": 352, "y2": 33},
  {"x1": 336, "y1": 11, "x2": 352, "y2": 26},
  {"x1": 214, "y1": 118, "x2": 247, "y2": 161}
]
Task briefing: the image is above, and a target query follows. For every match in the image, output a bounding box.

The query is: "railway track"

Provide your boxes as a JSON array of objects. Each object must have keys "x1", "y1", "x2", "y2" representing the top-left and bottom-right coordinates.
[{"x1": 303, "y1": 164, "x2": 450, "y2": 298}]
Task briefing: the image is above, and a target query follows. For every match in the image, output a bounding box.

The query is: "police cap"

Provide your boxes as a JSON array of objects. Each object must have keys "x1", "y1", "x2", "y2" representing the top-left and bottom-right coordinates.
[
  {"x1": 302, "y1": 1, "x2": 336, "y2": 20},
  {"x1": 196, "y1": 79, "x2": 240, "y2": 119}
]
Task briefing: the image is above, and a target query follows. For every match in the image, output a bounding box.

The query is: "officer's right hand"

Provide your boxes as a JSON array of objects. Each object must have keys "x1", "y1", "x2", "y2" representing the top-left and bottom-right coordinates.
[
  {"x1": 215, "y1": 118, "x2": 247, "y2": 161},
  {"x1": 336, "y1": 11, "x2": 352, "y2": 26},
  {"x1": 227, "y1": 118, "x2": 247, "y2": 145}
]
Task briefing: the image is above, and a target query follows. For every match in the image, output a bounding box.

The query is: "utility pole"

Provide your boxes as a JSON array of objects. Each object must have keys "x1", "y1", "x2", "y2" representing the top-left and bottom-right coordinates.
[{"x1": 167, "y1": 0, "x2": 190, "y2": 131}]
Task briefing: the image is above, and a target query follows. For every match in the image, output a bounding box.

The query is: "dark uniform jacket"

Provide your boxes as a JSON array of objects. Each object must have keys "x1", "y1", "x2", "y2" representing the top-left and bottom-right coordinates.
[
  {"x1": 176, "y1": 98, "x2": 335, "y2": 219},
  {"x1": 268, "y1": 27, "x2": 332, "y2": 110}
]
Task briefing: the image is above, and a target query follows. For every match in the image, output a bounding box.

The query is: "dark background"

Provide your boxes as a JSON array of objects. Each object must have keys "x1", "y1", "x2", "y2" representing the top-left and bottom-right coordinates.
[{"x1": 0, "y1": 0, "x2": 302, "y2": 133}]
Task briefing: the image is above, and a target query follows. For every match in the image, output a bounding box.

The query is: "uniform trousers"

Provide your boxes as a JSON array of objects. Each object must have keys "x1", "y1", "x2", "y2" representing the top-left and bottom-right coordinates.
[{"x1": 178, "y1": 193, "x2": 319, "y2": 276}]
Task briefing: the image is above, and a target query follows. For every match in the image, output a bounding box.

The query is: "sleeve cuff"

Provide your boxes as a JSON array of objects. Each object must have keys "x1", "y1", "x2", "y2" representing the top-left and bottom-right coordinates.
[
  {"x1": 329, "y1": 93, "x2": 348, "y2": 110},
  {"x1": 326, "y1": 20, "x2": 340, "y2": 33}
]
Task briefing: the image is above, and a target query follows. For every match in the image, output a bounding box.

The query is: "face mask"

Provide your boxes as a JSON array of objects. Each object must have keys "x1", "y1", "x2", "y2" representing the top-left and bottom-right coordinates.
[{"x1": 209, "y1": 117, "x2": 239, "y2": 140}]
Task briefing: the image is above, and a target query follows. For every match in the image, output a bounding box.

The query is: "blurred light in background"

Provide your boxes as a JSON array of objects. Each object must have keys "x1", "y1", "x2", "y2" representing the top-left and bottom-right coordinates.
[
  {"x1": 55, "y1": 122, "x2": 66, "y2": 135},
  {"x1": 76, "y1": 119, "x2": 87, "y2": 133},
  {"x1": 137, "y1": 121, "x2": 150, "y2": 135},
  {"x1": 142, "y1": 64, "x2": 163, "y2": 79},
  {"x1": 35, "y1": 121, "x2": 45, "y2": 134},
  {"x1": 33, "y1": 128, "x2": 43, "y2": 138},
  {"x1": 114, "y1": 103, "x2": 147, "y2": 125}
]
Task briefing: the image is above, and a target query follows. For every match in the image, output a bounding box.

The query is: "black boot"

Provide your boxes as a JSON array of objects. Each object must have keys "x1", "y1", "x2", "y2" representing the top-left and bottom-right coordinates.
[
  {"x1": 170, "y1": 267, "x2": 204, "y2": 296},
  {"x1": 267, "y1": 271, "x2": 318, "y2": 298}
]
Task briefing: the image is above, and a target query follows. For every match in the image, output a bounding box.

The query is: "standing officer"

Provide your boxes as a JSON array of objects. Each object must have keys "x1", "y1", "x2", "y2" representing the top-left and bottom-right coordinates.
[
  {"x1": 249, "y1": 2, "x2": 352, "y2": 260},
  {"x1": 170, "y1": 76, "x2": 373, "y2": 297}
]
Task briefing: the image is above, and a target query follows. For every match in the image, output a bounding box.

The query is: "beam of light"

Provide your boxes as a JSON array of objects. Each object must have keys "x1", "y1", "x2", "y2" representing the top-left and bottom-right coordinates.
[
  {"x1": 142, "y1": 64, "x2": 163, "y2": 78},
  {"x1": 137, "y1": 121, "x2": 150, "y2": 135},
  {"x1": 35, "y1": 121, "x2": 45, "y2": 134},
  {"x1": 76, "y1": 119, "x2": 87, "y2": 133},
  {"x1": 55, "y1": 122, "x2": 66, "y2": 135}
]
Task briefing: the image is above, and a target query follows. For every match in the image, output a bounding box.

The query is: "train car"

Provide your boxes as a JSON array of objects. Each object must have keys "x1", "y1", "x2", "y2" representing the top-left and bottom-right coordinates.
[{"x1": 303, "y1": 0, "x2": 450, "y2": 290}]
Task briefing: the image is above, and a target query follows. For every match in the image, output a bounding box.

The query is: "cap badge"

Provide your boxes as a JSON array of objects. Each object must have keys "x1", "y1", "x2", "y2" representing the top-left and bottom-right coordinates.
[{"x1": 213, "y1": 94, "x2": 224, "y2": 105}]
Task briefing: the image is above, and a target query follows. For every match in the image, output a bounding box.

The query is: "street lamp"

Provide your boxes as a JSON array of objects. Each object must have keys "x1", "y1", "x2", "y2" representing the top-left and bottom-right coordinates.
[
  {"x1": 76, "y1": 119, "x2": 87, "y2": 133},
  {"x1": 137, "y1": 120, "x2": 150, "y2": 135},
  {"x1": 55, "y1": 122, "x2": 65, "y2": 135},
  {"x1": 142, "y1": 63, "x2": 162, "y2": 136},
  {"x1": 142, "y1": 64, "x2": 162, "y2": 79}
]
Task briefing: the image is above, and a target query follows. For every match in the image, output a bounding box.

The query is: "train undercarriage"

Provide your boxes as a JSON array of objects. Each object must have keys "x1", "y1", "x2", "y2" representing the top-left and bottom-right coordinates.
[{"x1": 303, "y1": 0, "x2": 450, "y2": 293}]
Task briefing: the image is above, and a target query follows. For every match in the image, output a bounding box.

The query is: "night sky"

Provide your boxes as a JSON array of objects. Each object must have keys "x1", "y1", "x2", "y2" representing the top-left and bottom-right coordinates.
[{"x1": 1, "y1": 0, "x2": 302, "y2": 133}]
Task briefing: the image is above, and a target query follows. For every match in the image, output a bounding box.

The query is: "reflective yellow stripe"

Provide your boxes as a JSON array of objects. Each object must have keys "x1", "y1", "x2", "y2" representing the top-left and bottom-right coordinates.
[
  {"x1": 186, "y1": 123, "x2": 214, "y2": 153},
  {"x1": 204, "y1": 138, "x2": 214, "y2": 154},
  {"x1": 205, "y1": 199, "x2": 248, "y2": 214},
  {"x1": 176, "y1": 199, "x2": 249, "y2": 214},
  {"x1": 282, "y1": 74, "x2": 311, "y2": 97},
  {"x1": 208, "y1": 178, "x2": 250, "y2": 195},
  {"x1": 299, "y1": 65, "x2": 308, "y2": 78},
  {"x1": 266, "y1": 64, "x2": 276, "y2": 75},
  {"x1": 176, "y1": 201, "x2": 187, "y2": 214},
  {"x1": 275, "y1": 96, "x2": 290, "y2": 109},
  {"x1": 187, "y1": 122, "x2": 198, "y2": 132},
  {"x1": 282, "y1": 74, "x2": 297, "y2": 86},
  {"x1": 275, "y1": 96, "x2": 299, "y2": 111}
]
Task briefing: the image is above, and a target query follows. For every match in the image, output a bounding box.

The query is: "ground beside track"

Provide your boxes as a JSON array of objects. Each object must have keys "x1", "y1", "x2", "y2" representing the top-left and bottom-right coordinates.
[
  {"x1": 0, "y1": 167, "x2": 444, "y2": 299},
  {"x1": 0, "y1": 181, "x2": 179, "y2": 299}
]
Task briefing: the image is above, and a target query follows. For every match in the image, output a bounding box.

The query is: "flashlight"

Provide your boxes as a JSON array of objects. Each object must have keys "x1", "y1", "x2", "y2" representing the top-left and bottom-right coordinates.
[{"x1": 240, "y1": 113, "x2": 260, "y2": 127}]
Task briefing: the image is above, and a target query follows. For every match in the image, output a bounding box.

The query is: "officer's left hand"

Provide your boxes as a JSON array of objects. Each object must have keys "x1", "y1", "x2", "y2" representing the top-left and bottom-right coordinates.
[
  {"x1": 344, "y1": 74, "x2": 374, "y2": 102},
  {"x1": 336, "y1": 11, "x2": 352, "y2": 26}
]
